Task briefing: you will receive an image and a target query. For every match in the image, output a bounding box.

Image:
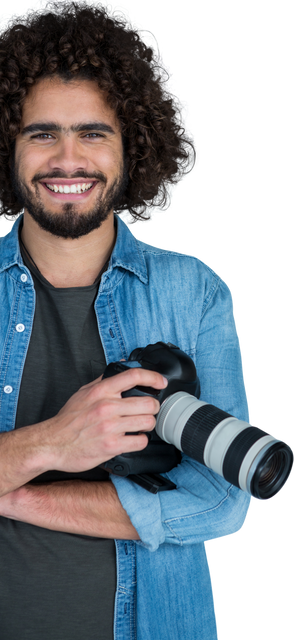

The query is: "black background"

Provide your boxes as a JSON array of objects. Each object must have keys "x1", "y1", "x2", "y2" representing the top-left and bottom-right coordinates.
[{"x1": 0, "y1": 0, "x2": 294, "y2": 640}]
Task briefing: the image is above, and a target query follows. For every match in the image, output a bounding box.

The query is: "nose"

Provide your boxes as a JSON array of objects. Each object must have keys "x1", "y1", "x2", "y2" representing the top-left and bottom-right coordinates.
[{"x1": 47, "y1": 135, "x2": 88, "y2": 175}]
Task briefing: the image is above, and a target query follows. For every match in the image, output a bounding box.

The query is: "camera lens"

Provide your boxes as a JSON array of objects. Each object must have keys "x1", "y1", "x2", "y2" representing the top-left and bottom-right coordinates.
[
  {"x1": 250, "y1": 443, "x2": 293, "y2": 499},
  {"x1": 156, "y1": 392, "x2": 293, "y2": 499}
]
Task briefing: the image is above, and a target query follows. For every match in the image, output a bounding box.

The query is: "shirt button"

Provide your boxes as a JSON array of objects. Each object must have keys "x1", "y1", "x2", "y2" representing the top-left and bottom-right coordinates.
[
  {"x1": 4, "y1": 385, "x2": 13, "y2": 394},
  {"x1": 20, "y1": 274, "x2": 28, "y2": 282},
  {"x1": 16, "y1": 323, "x2": 25, "y2": 332}
]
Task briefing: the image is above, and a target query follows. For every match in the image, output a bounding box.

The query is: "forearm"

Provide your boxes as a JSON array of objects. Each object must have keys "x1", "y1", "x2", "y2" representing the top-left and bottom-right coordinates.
[
  {"x1": 0, "y1": 479, "x2": 140, "y2": 539},
  {"x1": 0, "y1": 420, "x2": 57, "y2": 497}
]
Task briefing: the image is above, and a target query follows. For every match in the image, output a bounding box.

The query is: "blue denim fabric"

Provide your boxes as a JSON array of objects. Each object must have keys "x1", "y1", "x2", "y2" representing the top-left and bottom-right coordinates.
[{"x1": 0, "y1": 214, "x2": 250, "y2": 639}]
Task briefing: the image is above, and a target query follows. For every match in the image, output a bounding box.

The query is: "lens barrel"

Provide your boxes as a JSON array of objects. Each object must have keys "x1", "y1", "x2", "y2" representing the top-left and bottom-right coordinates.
[{"x1": 156, "y1": 392, "x2": 293, "y2": 499}]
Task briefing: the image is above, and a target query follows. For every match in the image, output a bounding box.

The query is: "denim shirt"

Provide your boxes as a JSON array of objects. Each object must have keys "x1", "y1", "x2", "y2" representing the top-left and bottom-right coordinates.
[{"x1": 0, "y1": 215, "x2": 250, "y2": 640}]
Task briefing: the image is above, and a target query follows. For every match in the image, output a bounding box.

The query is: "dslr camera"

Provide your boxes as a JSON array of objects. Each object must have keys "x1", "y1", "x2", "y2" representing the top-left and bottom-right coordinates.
[{"x1": 101, "y1": 342, "x2": 293, "y2": 498}]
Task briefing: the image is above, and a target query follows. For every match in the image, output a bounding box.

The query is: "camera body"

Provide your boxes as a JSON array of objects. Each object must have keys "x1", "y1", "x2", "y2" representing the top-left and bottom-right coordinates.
[{"x1": 100, "y1": 342, "x2": 200, "y2": 480}]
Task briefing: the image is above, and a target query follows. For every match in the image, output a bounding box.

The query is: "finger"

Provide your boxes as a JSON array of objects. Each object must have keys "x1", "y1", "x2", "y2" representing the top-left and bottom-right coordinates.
[
  {"x1": 92, "y1": 396, "x2": 160, "y2": 421},
  {"x1": 106, "y1": 367, "x2": 166, "y2": 394}
]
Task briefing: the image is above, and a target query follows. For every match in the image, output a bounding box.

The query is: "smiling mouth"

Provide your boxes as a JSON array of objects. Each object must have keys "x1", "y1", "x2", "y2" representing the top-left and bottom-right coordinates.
[
  {"x1": 44, "y1": 182, "x2": 95, "y2": 194},
  {"x1": 41, "y1": 180, "x2": 99, "y2": 200}
]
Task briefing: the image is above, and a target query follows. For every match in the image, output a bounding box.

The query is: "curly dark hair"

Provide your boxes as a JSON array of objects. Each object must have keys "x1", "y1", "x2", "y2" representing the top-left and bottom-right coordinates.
[{"x1": 0, "y1": 1, "x2": 195, "y2": 220}]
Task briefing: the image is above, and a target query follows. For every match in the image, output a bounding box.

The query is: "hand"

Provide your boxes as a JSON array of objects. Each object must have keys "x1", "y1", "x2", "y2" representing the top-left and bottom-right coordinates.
[{"x1": 43, "y1": 367, "x2": 167, "y2": 474}]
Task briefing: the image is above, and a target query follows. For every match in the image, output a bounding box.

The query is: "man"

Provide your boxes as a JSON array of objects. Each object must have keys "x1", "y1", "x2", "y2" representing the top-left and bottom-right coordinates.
[{"x1": 0, "y1": 3, "x2": 250, "y2": 639}]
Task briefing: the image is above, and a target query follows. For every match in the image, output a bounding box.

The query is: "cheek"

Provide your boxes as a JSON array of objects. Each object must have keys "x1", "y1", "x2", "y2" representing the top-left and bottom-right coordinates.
[
  {"x1": 91, "y1": 145, "x2": 124, "y2": 175},
  {"x1": 15, "y1": 146, "x2": 46, "y2": 181}
]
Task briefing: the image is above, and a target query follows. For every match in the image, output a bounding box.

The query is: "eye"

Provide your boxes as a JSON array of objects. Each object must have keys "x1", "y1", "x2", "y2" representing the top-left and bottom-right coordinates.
[
  {"x1": 86, "y1": 133, "x2": 105, "y2": 138},
  {"x1": 32, "y1": 133, "x2": 50, "y2": 138}
]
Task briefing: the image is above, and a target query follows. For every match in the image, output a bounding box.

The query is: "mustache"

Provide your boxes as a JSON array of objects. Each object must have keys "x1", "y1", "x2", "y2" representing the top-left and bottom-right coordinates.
[{"x1": 32, "y1": 170, "x2": 107, "y2": 184}]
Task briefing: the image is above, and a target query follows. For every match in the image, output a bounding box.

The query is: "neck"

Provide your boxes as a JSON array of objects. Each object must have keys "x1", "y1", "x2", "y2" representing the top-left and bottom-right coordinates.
[{"x1": 20, "y1": 218, "x2": 117, "y2": 288}]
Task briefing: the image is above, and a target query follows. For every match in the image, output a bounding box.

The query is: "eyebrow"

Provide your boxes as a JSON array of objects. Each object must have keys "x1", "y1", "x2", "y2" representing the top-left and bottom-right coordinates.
[{"x1": 21, "y1": 121, "x2": 116, "y2": 135}]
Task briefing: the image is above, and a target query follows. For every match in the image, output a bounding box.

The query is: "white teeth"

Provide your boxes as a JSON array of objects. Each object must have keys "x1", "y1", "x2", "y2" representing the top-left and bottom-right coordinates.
[{"x1": 45, "y1": 182, "x2": 93, "y2": 194}]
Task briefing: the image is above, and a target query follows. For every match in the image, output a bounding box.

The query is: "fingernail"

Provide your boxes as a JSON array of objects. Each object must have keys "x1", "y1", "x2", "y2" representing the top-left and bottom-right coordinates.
[{"x1": 162, "y1": 376, "x2": 168, "y2": 386}]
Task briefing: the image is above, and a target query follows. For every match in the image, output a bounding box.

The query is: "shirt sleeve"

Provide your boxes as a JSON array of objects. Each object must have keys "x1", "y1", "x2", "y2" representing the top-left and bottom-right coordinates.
[{"x1": 111, "y1": 276, "x2": 251, "y2": 551}]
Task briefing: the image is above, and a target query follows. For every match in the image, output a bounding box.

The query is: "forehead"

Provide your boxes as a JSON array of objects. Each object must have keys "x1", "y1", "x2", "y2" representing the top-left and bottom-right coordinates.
[{"x1": 21, "y1": 76, "x2": 119, "y2": 129}]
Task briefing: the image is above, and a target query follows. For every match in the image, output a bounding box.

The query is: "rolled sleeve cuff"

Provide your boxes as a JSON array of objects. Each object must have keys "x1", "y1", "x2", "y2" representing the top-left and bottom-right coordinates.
[{"x1": 111, "y1": 474, "x2": 165, "y2": 551}]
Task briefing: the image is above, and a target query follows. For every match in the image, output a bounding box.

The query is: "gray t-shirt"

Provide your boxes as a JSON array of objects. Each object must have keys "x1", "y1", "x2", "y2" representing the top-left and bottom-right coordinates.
[{"x1": 0, "y1": 247, "x2": 116, "y2": 640}]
